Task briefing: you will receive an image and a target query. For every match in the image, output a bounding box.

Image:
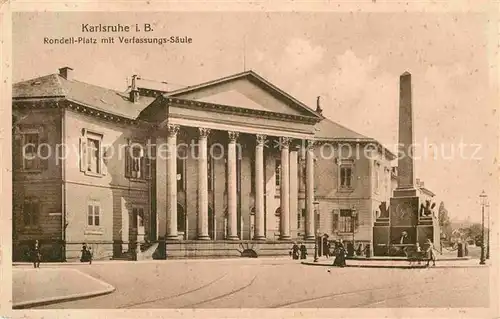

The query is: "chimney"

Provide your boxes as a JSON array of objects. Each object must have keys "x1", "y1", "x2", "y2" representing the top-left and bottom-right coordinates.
[
  {"x1": 130, "y1": 75, "x2": 140, "y2": 103},
  {"x1": 59, "y1": 67, "x2": 73, "y2": 80},
  {"x1": 316, "y1": 96, "x2": 323, "y2": 115}
]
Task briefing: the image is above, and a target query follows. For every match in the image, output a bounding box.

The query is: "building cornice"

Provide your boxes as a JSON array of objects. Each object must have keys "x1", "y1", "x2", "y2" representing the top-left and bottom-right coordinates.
[{"x1": 12, "y1": 98, "x2": 154, "y2": 128}]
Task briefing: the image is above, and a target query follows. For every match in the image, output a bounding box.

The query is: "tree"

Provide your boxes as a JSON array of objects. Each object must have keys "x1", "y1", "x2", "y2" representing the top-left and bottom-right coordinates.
[{"x1": 438, "y1": 201, "x2": 452, "y2": 239}]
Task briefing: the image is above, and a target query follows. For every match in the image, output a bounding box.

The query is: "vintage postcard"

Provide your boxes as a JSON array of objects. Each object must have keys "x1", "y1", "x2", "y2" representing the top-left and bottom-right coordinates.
[{"x1": 0, "y1": 1, "x2": 498, "y2": 318}]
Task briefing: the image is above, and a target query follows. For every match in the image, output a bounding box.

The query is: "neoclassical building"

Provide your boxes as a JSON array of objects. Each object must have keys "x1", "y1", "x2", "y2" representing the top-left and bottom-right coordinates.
[{"x1": 12, "y1": 67, "x2": 397, "y2": 261}]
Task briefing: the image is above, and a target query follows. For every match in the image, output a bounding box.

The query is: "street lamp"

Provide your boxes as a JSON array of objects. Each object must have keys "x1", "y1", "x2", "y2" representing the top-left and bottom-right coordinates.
[
  {"x1": 479, "y1": 190, "x2": 487, "y2": 265},
  {"x1": 313, "y1": 200, "x2": 320, "y2": 262},
  {"x1": 486, "y1": 201, "x2": 490, "y2": 260},
  {"x1": 351, "y1": 207, "x2": 357, "y2": 253}
]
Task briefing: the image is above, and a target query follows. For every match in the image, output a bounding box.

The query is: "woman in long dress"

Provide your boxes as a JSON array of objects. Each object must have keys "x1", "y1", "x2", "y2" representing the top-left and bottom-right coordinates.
[
  {"x1": 291, "y1": 242, "x2": 300, "y2": 260},
  {"x1": 333, "y1": 240, "x2": 347, "y2": 267}
]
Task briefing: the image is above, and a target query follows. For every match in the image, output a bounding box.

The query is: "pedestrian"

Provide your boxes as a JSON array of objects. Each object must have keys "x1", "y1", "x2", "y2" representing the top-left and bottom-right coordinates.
[
  {"x1": 32, "y1": 240, "x2": 41, "y2": 268},
  {"x1": 80, "y1": 243, "x2": 92, "y2": 264},
  {"x1": 425, "y1": 238, "x2": 436, "y2": 267},
  {"x1": 323, "y1": 237, "x2": 330, "y2": 258},
  {"x1": 291, "y1": 242, "x2": 300, "y2": 260},
  {"x1": 346, "y1": 241, "x2": 355, "y2": 257},
  {"x1": 333, "y1": 239, "x2": 346, "y2": 267},
  {"x1": 356, "y1": 243, "x2": 363, "y2": 256},
  {"x1": 299, "y1": 242, "x2": 308, "y2": 260}
]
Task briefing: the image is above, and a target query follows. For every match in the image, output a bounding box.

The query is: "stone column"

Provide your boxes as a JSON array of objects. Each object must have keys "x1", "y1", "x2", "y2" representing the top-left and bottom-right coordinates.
[
  {"x1": 280, "y1": 137, "x2": 291, "y2": 240},
  {"x1": 289, "y1": 146, "x2": 299, "y2": 238},
  {"x1": 155, "y1": 136, "x2": 167, "y2": 239},
  {"x1": 227, "y1": 131, "x2": 239, "y2": 240},
  {"x1": 197, "y1": 127, "x2": 211, "y2": 240},
  {"x1": 254, "y1": 134, "x2": 266, "y2": 240},
  {"x1": 166, "y1": 124, "x2": 179, "y2": 240},
  {"x1": 305, "y1": 140, "x2": 315, "y2": 240}
]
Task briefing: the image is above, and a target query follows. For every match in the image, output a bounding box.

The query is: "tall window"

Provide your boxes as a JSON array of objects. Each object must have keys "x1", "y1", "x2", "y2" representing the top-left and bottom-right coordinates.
[
  {"x1": 374, "y1": 162, "x2": 380, "y2": 193},
  {"x1": 385, "y1": 169, "x2": 389, "y2": 197},
  {"x1": 23, "y1": 197, "x2": 40, "y2": 227},
  {"x1": 132, "y1": 145, "x2": 143, "y2": 178},
  {"x1": 125, "y1": 142, "x2": 151, "y2": 180},
  {"x1": 298, "y1": 208, "x2": 306, "y2": 229},
  {"x1": 208, "y1": 153, "x2": 213, "y2": 191},
  {"x1": 80, "y1": 130, "x2": 104, "y2": 176},
  {"x1": 22, "y1": 132, "x2": 39, "y2": 170},
  {"x1": 132, "y1": 207, "x2": 144, "y2": 228},
  {"x1": 87, "y1": 201, "x2": 101, "y2": 226},
  {"x1": 338, "y1": 209, "x2": 354, "y2": 232},
  {"x1": 340, "y1": 166, "x2": 353, "y2": 189},
  {"x1": 87, "y1": 137, "x2": 101, "y2": 174},
  {"x1": 275, "y1": 159, "x2": 281, "y2": 187},
  {"x1": 177, "y1": 148, "x2": 186, "y2": 191},
  {"x1": 275, "y1": 207, "x2": 281, "y2": 231}
]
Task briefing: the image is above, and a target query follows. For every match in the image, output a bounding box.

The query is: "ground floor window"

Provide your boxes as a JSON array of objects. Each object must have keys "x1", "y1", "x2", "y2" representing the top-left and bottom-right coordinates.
[
  {"x1": 339, "y1": 209, "x2": 353, "y2": 232},
  {"x1": 87, "y1": 201, "x2": 101, "y2": 226},
  {"x1": 132, "y1": 207, "x2": 144, "y2": 228}
]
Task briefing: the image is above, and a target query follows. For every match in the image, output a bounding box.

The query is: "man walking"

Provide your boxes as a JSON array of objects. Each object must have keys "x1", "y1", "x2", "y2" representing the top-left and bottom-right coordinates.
[
  {"x1": 425, "y1": 238, "x2": 436, "y2": 267},
  {"x1": 32, "y1": 240, "x2": 41, "y2": 268}
]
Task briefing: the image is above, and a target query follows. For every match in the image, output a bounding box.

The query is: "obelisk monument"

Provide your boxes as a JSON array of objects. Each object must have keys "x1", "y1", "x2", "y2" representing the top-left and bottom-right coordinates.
[
  {"x1": 373, "y1": 72, "x2": 441, "y2": 255},
  {"x1": 393, "y1": 71, "x2": 418, "y2": 197}
]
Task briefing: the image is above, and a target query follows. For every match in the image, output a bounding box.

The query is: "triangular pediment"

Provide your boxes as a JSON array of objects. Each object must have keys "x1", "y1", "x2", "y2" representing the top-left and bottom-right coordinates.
[
  {"x1": 167, "y1": 71, "x2": 320, "y2": 118},
  {"x1": 196, "y1": 89, "x2": 269, "y2": 112}
]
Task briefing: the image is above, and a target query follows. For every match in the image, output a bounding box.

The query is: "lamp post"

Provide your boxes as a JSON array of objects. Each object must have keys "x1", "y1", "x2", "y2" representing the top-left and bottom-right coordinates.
[
  {"x1": 486, "y1": 202, "x2": 490, "y2": 260},
  {"x1": 351, "y1": 207, "x2": 357, "y2": 252},
  {"x1": 313, "y1": 200, "x2": 320, "y2": 262},
  {"x1": 479, "y1": 190, "x2": 487, "y2": 265}
]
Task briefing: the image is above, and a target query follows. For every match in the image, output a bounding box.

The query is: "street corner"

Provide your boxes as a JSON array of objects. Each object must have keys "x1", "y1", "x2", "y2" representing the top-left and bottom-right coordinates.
[{"x1": 12, "y1": 267, "x2": 115, "y2": 309}]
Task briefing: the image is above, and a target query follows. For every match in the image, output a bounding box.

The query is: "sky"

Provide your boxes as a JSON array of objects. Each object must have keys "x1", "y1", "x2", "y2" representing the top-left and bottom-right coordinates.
[{"x1": 12, "y1": 12, "x2": 497, "y2": 223}]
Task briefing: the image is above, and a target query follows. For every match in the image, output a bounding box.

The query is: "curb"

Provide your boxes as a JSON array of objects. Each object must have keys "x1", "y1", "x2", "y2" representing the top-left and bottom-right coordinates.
[
  {"x1": 346, "y1": 257, "x2": 471, "y2": 262},
  {"x1": 301, "y1": 261, "x2": 425, "y2": 269},
  {"x1": 301, "y1": 261, "x2": 488, "y2": 269},
  {"x1": 13, "y1": 269, "x2": 116, "y2": 309}
]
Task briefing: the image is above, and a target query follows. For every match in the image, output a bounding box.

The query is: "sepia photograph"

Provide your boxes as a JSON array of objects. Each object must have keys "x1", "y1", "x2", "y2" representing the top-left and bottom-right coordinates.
[{"x1": 3, "y1": 6, "x2": 498, "y2": 317}]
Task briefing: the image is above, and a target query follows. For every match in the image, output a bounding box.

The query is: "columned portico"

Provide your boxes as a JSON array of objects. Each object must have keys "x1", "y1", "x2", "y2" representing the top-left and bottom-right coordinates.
[
  {"x1": 227, "y1": 131, "x2": 239, "y2": 240},
  {"x1": 305, "y1": 140, "x2": 315, "y2": 240},
  {"x1": 279, "y1": 137, "x2": 291, "y2": 240},
  {"x1": 254, "y1": 134, "x2": 266, "y2": 240},
  {"x1": 166, "y1": 124, "x2": 179, "y2": 240},
  {"x1": 197, "y1": 127, "x2": 211, "y2": 240}
]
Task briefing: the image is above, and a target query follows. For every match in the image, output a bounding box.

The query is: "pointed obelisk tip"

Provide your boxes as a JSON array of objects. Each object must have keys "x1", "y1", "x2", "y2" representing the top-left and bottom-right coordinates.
[{"x1": 401, "y1": 71, "x2": 411, "y2": 77}]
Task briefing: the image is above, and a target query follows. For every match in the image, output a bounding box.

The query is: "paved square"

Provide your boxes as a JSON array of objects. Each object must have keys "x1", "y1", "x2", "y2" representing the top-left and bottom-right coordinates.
[{"x1": 14, "y1": 258, "x2": 489, "y2": 309}]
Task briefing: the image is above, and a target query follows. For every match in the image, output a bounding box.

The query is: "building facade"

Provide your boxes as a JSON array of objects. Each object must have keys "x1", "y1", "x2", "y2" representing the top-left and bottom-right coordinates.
[{"x1": 12, "y1": 67, "x2": 397, "y2": 261}]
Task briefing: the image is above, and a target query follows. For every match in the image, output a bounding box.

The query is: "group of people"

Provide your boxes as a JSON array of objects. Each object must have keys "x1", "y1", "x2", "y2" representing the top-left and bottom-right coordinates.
[
  {"x1": 289, "y1": 239, "x2": 349, "y2": 267},
  {"x1": 290, "y1": 242, "x2": 308, "y2": 260}
]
